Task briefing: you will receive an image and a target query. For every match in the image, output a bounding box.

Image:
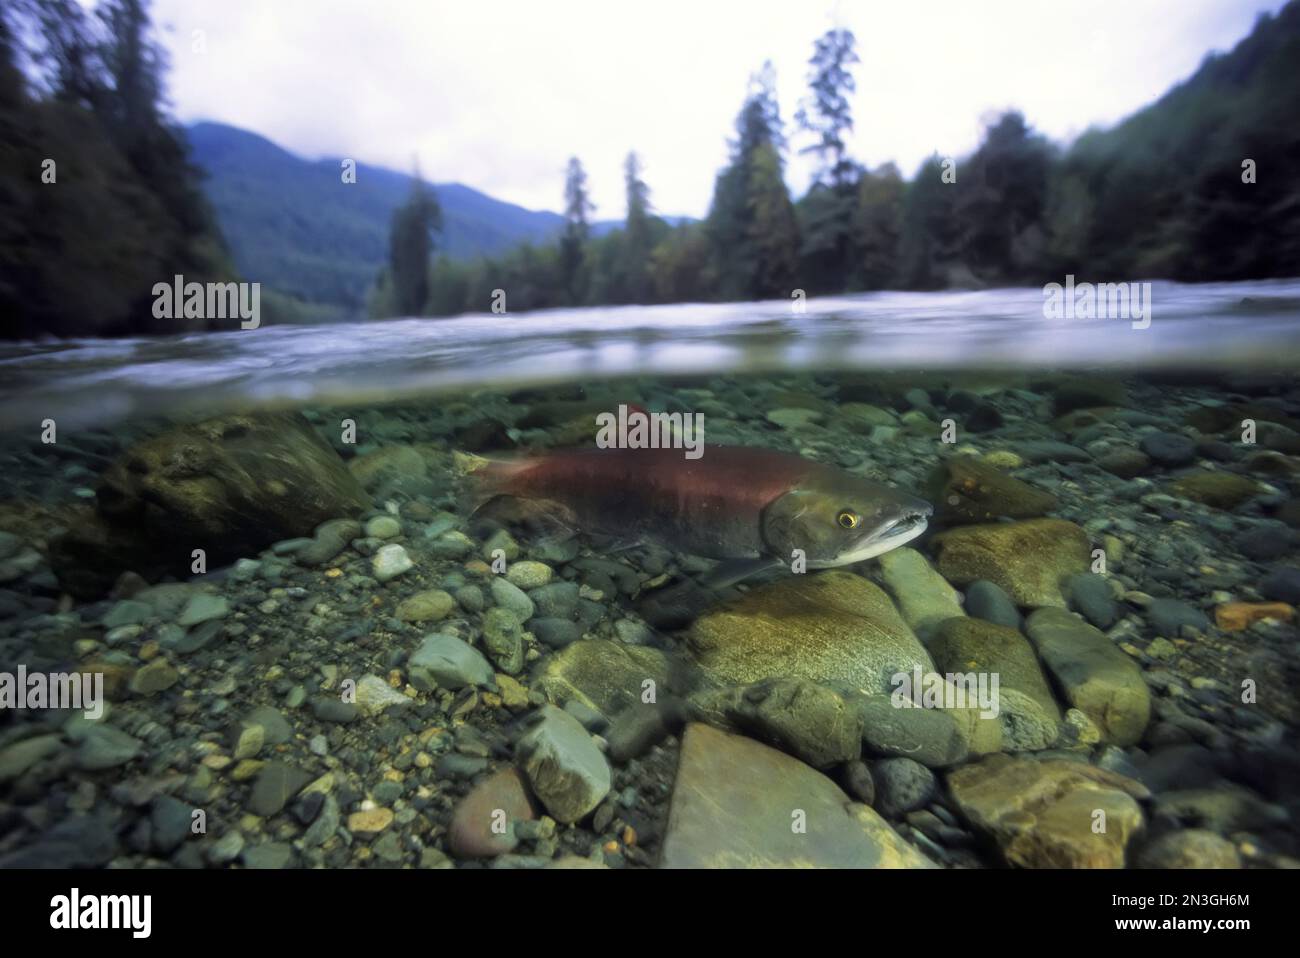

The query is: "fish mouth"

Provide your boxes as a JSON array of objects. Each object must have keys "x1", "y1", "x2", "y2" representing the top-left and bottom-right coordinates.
[
  {"x1": 877, "y1": 508, "x2": 931, "y2": 542},
  {"x1": 813, "y1": 506, "x2": 932, "y2": 567}
]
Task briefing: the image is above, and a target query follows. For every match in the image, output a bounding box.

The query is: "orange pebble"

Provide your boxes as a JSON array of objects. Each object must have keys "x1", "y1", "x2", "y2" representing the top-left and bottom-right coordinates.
[{"x1": 1214, "y1": 601, "x2": 1295, "y2": 631}]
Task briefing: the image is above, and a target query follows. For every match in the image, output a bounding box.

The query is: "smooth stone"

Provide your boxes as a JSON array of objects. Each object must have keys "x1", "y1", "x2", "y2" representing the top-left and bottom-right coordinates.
[
  {"x1": 517, "y1": 705, "x2": 611, "y2": 824},
  {"x1": 1146, "y1": 598, "x2": 1209, "y2": 636},
  {"x1": 505, "y1": 561, "x2": 554, "y2": 589},
  {"x1": 871, "y1": 758, "x2": 936, "y2": 818},
  {"x1": 1025, "y1": 608, "x2": 1150, "y2": 746},
  {"x1": 176, "y1": 593, "x2": 230, "y2": 627},
  {"x1": 408, "y1": 633, "x2": 494, "y2": 691},
  {"x1": 481, "y1": 607, "x2": 525, "y2": 674},
  {"x1": 1140, "y1": 432, "x2": 1197, "y2": 467},
  {"x1": 927, "y1": 457, "x2": 1058, "y2": 524},
  {"x1": 448, "y1": 767, "x2": 537, "y2": 859},
  {"x1": 964, "y1": 580, "x2": 1022, "y2": 629},
  {"x1": 532, "y1": 639, "x2": 676, "y2": 717},
  {"x1": 354, "y1": 674, "x2": 411, "y2": 716},
  {"x1": 394, "y1": 589, "x2": 454, "y2": 623},
  {"x1": 947, "y1": 754, "x2": 1148, "y2": 868},
  {"x1": 660, "y1": 724, "x2": 934, "y2": 868},
  {"x1": 877, "y1": 547, "x2": 965, "y2": 644},
  {"x1": 687, "y1": 571, "x2": 934, "y2": 695},
  {"x1": 490, "y1": 577, "x2": 535, "y2": 621},
  {"x1": 688, "y1": 678, "x2": 864, "y2": 769},
  {"x1": 931, "y1": 518, "x2": 1091, "y2": 608},
  {"x1": 371, "y1": 544, "x2": 413, "y2": 582},
  {"x1": 364, "y1": 515, "x2": 402, "y2": 539},
  {"x1": 247, "y1": 762, "x2": 312, "y2": 817},
  {"x1": 1065, "y1": 572, "x2": 1119, "y2": 629},
  {"x1": 1135, "y1": 829, "x2": 1241, "y2": 869}
]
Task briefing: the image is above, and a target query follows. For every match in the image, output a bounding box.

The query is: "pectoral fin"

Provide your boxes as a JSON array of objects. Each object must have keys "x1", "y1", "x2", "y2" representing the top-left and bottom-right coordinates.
[{"x1": 697, "y1": 556, "x2": 785, "y2": 591}]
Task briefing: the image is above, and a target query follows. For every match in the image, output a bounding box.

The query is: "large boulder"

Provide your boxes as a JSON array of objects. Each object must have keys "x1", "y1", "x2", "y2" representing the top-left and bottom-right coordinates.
[
  {"x1": 930, "y1": 518, "x2": 1091, "y2": 608},
  {"x1": 947, "y1": 754, "x2": 1148, "y2": 868},
  {"x1": 927, "y1": 456, "x2": 1058, "y2": 525},
  {"x1": 51, "y1": 412, "x2": 367, "y2": 596},
  {"x1": 687, "y1": 571, "x2": 935, "y2": 696},
  {"x1": 660, "y1": 724, "x2": 934, "y2": 868},
  {"x1": 1025, "y1": 608, "x2": 1150, "y2": 746}
]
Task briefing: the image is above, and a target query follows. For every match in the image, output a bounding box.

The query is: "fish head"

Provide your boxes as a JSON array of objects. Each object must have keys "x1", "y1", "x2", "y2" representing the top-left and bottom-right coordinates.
[{"x1": 760, "y1": 473, "x2": 932, "y2": 568}]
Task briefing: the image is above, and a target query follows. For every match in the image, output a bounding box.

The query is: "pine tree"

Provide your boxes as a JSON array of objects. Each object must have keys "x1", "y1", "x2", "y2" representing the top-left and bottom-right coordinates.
[
  {"x1": 560, "y1": 156, "x2": 594, "y2": 303},
  {"x1": 620, "y1": 151, "x2": 652, "y2": 302},
  {"x1": 795, "y1": 27, "x2": 861, "y2": 291},
  {"x1": 387, "y1": 165, "x2": 442, "y2": 316}
]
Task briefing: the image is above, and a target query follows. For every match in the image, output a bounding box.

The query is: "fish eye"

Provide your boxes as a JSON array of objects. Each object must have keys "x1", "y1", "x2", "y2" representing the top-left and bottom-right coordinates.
[{"x1": 837, "y1": 510, "x2": 860, "y2": 529}]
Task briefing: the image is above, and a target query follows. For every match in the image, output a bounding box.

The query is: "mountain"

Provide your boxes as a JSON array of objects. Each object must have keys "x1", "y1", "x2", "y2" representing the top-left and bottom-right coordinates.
[{"x1": 185, "y1": 122, "x2": 571, "y2": 309}]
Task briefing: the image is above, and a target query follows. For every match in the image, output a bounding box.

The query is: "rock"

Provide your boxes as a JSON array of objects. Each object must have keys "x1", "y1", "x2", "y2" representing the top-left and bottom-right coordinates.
[
  {"x1": 533, "y1": 640, "x2": 678, "y2": 717},
  {"x1": 348, "y1": 445, "x2": 429, "y2": 497},
  {"x1": 767, "y1": 407, "x2": 822, "y2": 428},
  {"x1": 1214, "y1": 601, "x2": 1294, "y2": 631},
  {"x1": 490, "y1": 577, "x2": 535, "y2": 621},
  {"x1": 852, "y1": 694, "x2": 970, "y2": 768},
  {"x1": 928, "y1": 457, "x2": 1058, "y2": 524},
  {"x1": 1025, "y1": 608, "x2": 1150, "y2": 746},
  {"x1": 1260, "y1": 566, "x2": 1300, "y2": 604},
  {"x1": 247, "y1": 762, "x2": 312, "y2": 817},
  {"x1": 371, "y1": 544, "x2": 413, "y2": 582},
  {"x1": 688, "y1": 678, "x2": 864, "y2": 769},
  {"x1": 529, "y1": 582, "x2": 580, "y2": 619},
  {"x1": 688, "y1": 571, "x2": 934, "y2": 695},
  {"x1": 1166, "y1": 471, "x2": 1260, "y2": 510},
  {"x1": 660, "y1": 724, "x2": 934, "y2": 868},
  {"x1": 176, "y1": 593, "x2": 229, "y2": 627},
  {"x1": 871, "y1": 758, "x2": 936, "y2": 818},
  {"x1": 243, "y1": 842, "x2": 294, "y2": 869},
  {"x1": 506, "y1": 561, "x2": 554, "y2": 589},
  {"x1": 364, "y1": 515, "x2": 401, "y2": 539},
  {"x1": 1236, "y1": 523, "x2": 1296, "y2": 560},
  {"x1": 129, "y1": 659, "x2": 179, "y2": 696},
  {"x1": 517, "y1": 705, "x2": 611, "y2": 823},
  {"x1": 1135, "y1": 829, "x2": 1241, "y2": 869},
  {"x1": 530, "y1": 617, "x2": 583, "y2": 648},
  {"x1": 1096, "y1": 447, "x2": 1151, "y2": 479},
  {"x1": 448, "y1": 768, "x2": 537, "y2": 859},
  {"x1": 150, "y1": 796, "x2": 193, "y2": 854},
  {"x1": 246, "y1": 706, "x2": 293, "y2": 745},
  {"x1": 347, "y1": 807, "x2": 394, "y2": 836},
  {"x1": 1048, "y1": 376, "x2": 1129, "y2": 414},
  {"x1": 877, "y1": 547, "x2": 965, "y2": 643},
  {"x1": 308, "y1": 697, "x2": 356, "y2": 727},
  {"x1": 929, "y1": 617, "x2": 1061, "y2": 749},
  {"x1": 51, "y1": 412, "x2": 367, "y2": 597},
  {"x1": 964, "y1": 580, "x2": 1022, "y2": 629},
  {"x1": 394, "y1": 589, "x2": 454, "y2": 623},
  {"x1": 1146, "y1": 598, "x2": 1209, "y2": 636},
  {"x1": 296, "y1": 518, "x2": 362, "y2": 566},
  {"x1": 947, "y1": 754, "x2": 1148, "y2": 868},
  {"x1": 102, "y1": 599, "x2": 153, "y2": 628},
  {"x1": 354, "y1": 674, "x2": 411, "y2": 716},
  {"x1": 0, "y1": 734, "x2": 62, "y2": 784},
  {"x1": 1140, "y1": 432, "x2": 1198, "y2": 467},
  {"x1": 1065, "y1": 572, "x2": 1119, "y2": 628},
  {"x1": 1153, "y1": 785, "x2": 1288, "y2": 833},
  {"x1": 931, "y1": 518, "x2": 1091, "y2": 607},
  {"x1": 74, "y1": 725, "x2": 142, "y2": 770},
  {"x1": 1013, "y1": 440, "x2": 1091, "y2": 464},
  {"x1": 481, "y1": 608, "x2": 525, "y2": 674},
  {"x1": 408, "y1": 633, "x2": 494, "y2": 691},
  {"x1": 231, "y1": 723, "x2": 264, "y2": 760},
  {"x1": 302, "y1": 795, "x2": 340, "y2": 847}
]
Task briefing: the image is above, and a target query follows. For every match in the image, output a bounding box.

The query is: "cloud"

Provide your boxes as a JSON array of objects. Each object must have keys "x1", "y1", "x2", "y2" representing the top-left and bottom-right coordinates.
[{"x1": 152, "y1": 0, "x2": 1287, "y2": 218}]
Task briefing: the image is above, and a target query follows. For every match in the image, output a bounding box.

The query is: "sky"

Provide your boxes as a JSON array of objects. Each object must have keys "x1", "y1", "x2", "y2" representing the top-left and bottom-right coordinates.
[{"x1": 145, "y1": 0, "x2": 1289, "y2": 219}]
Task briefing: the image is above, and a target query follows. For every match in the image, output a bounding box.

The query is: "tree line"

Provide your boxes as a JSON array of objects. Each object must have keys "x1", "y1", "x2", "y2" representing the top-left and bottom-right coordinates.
[{"x1": 376, "y1": 6, "x2": 1300, "y2": 318}]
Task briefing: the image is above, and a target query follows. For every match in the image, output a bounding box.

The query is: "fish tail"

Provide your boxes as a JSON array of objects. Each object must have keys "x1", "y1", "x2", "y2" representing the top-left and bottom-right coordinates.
[{"x1": 454, "y1": 451, "x2": 534, "y2": 515}]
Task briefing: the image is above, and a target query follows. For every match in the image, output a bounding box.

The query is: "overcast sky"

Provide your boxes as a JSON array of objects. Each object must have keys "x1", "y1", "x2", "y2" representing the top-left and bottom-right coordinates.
[{"x1": 148, "y1": 0, "x2": 1287, "y2": 218}]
